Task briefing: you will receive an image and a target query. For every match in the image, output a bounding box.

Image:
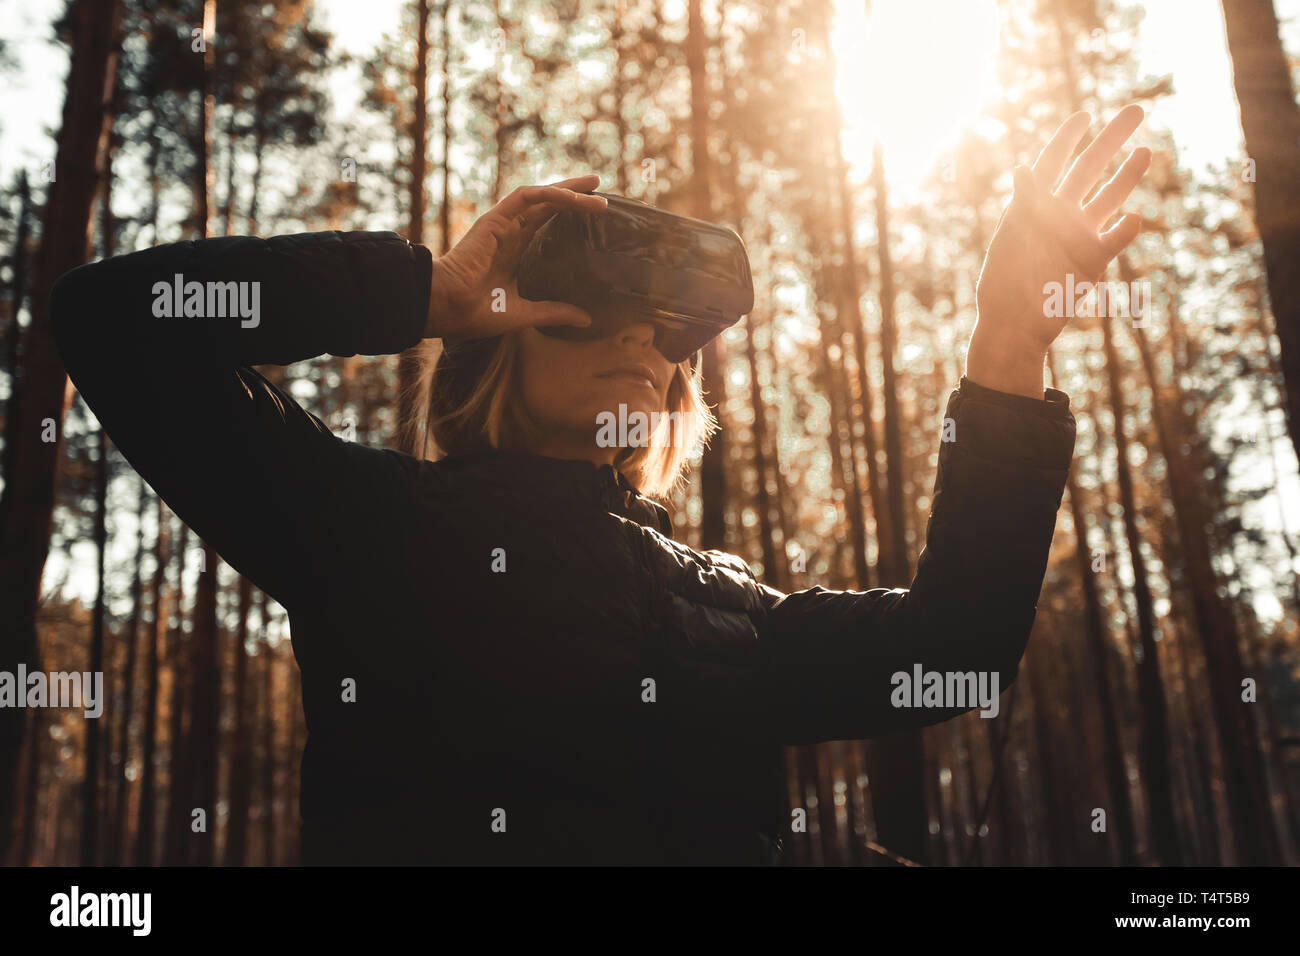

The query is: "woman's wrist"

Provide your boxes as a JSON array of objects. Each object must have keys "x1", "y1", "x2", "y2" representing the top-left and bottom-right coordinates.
[
  {"x1": 425, "y1": 256, "x2": 451, "y2": 338},
  {"x1": 964, "y1": 322, "x2": 1047, "y2": 400}
]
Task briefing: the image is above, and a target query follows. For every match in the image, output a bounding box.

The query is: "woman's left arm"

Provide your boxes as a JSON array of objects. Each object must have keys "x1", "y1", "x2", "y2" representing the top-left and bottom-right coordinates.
[
  {"x1": 760, "y1": 375, "x2": 1074, "y2": 743},
  {"x1": 758, "y1": 106, "x2": 1150, "y2": 744}
]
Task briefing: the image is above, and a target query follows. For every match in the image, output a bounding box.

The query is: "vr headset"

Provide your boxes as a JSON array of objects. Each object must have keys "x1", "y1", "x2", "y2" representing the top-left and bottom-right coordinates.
[{"x1": 517, "y1": 192, "x2": 754, "y2": 364}]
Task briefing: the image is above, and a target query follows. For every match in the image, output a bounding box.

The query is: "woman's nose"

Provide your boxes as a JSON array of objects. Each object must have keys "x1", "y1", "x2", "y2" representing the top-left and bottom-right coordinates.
[{"x1": 617, "y1": 320, "x2": 656, "y2": 349}]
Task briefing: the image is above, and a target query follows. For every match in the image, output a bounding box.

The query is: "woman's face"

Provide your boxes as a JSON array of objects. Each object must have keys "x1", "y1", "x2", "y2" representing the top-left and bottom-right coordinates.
[{"x1": 516, "y1": 319, "x2": 677, "y2": 462}]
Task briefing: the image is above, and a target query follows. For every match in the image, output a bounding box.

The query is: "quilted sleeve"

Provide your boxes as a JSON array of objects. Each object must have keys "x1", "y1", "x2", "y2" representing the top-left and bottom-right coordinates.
[
  {"x1": 52, "y1": 231, "x2": 434, "y2": 609},
  {"x1": 756, "y1": 376, "x2": 1076, "y2": 744}
]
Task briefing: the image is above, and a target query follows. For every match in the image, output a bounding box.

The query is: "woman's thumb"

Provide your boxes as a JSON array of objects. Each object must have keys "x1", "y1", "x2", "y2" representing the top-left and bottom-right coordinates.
[{"x1": 531, "y1": 301, "x2": 594, "y2": 328}]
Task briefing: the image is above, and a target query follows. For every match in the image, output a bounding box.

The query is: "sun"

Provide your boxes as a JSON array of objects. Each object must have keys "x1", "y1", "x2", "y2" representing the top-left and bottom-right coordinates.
[{"x1": 831, "y1": 0, "x2": 1001, "y2": 194}]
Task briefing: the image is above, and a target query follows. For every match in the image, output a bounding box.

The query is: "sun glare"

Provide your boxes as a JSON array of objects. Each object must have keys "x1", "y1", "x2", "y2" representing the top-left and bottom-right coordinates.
[{"x1": 832, "y1": 0, "x2": 1000, "y2": 194}]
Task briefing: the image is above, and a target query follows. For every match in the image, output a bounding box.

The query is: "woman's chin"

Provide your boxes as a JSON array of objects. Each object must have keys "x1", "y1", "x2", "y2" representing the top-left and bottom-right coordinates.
[
  {"x1": 590, "y1": 384, "x2": 661, "y2": 418},
  {"x1": 583, "y1": 394, "x2": 666, "y2": 451}
]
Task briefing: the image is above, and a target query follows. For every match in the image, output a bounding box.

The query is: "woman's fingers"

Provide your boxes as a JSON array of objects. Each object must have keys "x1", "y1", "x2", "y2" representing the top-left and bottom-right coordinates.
[
  {"x1": 1082, "y1": 146, "x2": 1151, "y2": 227},
  {"x1": 516, "y1": 200, "x2": 568, "y2": 246},
  {"x1": 1098, "y1": 212, "x2": 1142, "y2": 263},
  {"x1": 494, "y1": 177, "x2": 606, "y2": 225},
  {"x1": 1031, "y1": 111, "x2": 1091, "y2": 189},
  {"x1": 1056, "y1": 104, "x2": 1145, "y2": 204},
  {"x1": 492, "y1": 178, "x2": 607, "y2": 257},
  {"x1": 545, "y1": 174, "x2": 602, "y2": 193}
]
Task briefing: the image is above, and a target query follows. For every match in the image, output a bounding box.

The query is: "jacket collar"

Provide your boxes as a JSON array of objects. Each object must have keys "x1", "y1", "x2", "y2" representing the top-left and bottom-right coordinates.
[{"x1": 443, "y1": 449, "x2": 674, "y2": 537}]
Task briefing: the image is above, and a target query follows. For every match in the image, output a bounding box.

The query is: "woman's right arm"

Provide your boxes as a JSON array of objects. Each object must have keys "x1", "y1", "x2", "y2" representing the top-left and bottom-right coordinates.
[{"x1": 52, "y1": 230, "x2": 433, "y2": 609}]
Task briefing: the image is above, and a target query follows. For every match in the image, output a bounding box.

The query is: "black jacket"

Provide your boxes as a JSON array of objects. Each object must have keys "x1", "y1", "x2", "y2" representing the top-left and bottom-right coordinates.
[{"x1": 50, "y1": 230, "x2": 1076, "y2": 865}]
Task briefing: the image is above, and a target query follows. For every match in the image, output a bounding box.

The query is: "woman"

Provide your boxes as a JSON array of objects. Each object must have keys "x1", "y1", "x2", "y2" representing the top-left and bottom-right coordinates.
[{"x1": 52, "y1": 107, "x2": 1149, "y2": 865}]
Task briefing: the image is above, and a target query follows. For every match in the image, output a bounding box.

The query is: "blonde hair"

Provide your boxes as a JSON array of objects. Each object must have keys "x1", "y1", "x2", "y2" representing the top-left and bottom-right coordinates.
[{"x1": 398, "y1": 331, "x2": 717, "y2": 499}]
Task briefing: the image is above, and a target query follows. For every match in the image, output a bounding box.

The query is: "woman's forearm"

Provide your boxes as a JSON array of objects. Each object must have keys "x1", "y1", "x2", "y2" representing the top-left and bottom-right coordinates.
[
  {"x1": 760, "y1": 376, "x2": 1076, "y2": 745},
  {"x1": 54, "y1": 231, "x2": 432, "y2": 370}
]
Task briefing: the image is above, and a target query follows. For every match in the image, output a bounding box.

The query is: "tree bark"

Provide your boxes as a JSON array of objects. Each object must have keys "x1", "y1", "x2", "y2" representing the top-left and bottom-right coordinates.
[
  {"x1": 1026, "y1": 638, "x2": 1075, "y2": 863},
  {"x1": 1, "y1": 170, "x2": 32, "y2": 488},
  {"x1": 396, "y1": 0, "x2": 432, "y2": 455},
  {"x1": 870, "y1": 142, "x2": 910, "y2": 581},
  {"x1": 185, "y1": 4, "x2": 220, "y2": 867},
  {"x1": 610, "y1": 0, "x2": 630, "y2": 194},
  {"x1": 686, "y1": 0, "x2": 728, "y2": 551},
  {"x1": 134, "y1": 503, "x2": 168, "y2": 865},
  {"x1": 1221, "y1": 0, "x2": 1300, "y2": 462},
  {"x1": 224, "y1": 576, "x2": 255, "y2": 865},
  {"x1": 110, "y1": 478, "x2": 148, "y2": 864},
  {"x1": 1097, "y1": 312, "x2": 1182, "y2": 864},
  {"x1": 162, "y1": 526, "x2": 190, "y2": 865},
  {"x1": 0, "y1": 0, "x2": 123, "y2": 860},
  {"x1": 1047, "y1": 351, "x2": 1140, "y2": 864},
  {"x1": 1123, "y1": 264, "x2": 1282, "y2": 863},
  {"x1": 439, "y1": 0, "x2": 452, "y2": 254},
  {"x1": 260, "y1": 597, "x2": 277, "y2": 864},
  {"x1": 80, "y1": 418, "x2": 110, "y2": 867}
]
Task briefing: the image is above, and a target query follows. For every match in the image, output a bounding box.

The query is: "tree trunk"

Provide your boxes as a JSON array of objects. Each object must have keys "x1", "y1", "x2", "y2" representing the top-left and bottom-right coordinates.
[
  {"x1": 805, "y1": 0, "x2": 878, "y2": 588},
  {"x1": 80, "y1": 422, "x2": 110, "y2": 866},
  {"x1": 870, "y1": 141, "x2": 910, "y2": 581},
  {"x1": 1097, "y1": 310, "x2": 1182, "y2": 864},
  {"x1": 821, "y1": 144, "x2": 873, "y2": 588},
  {"x1": 396, "y1": 0, "x2": 432, "y2": 455},
  {"x1": 110, "y1": 478, "x2": 148, "y2": 864},
  {"x1": 686, "y1": 0, "x2": 727, "y2": 551},
  {"x1": 224, "y1": 576, "x2": 255, "y2": 865},
  {"x1": 743, "y1": 319, "x2": 781, "y2": 587},
  {"x1": 823, "y1": 62, "x2": 887, "y2": 588},
  {"x1": 1026, "y1": 639, "x2": 1074, "y2": 863},
  {"x1": 0, "y1": 0, "x2": 123, "y2": 860},
  {"x1": 1, "y1": 170, "x2": 32, "y2": 488},
  {"x1": 807, "y1": 248, "x2": 859, "y2": 587},
  {"x1": 611, "y1": 0, "x2": 630, "y2": 194},
  {"x1": 1122, "y1": 264, "x2": 1282, "y2": 863},
  {"x1": 187, "y1": 3, "x2": 220, "y2": 866},
  {"x1": 1047, "y1": 350, "x2": 1139, "y2": 864},
  {"x1": 246, "y1": 118, "x2": 266, "y2": 234},
  {"x1": 956, "y1": 717, "x2": 985, "y2": 864},
  {"x1": 162, "y1": 526, "x2": 190, "y2": 865},
  {"x1": 220, "y1": 96, "x2": 239, "y2": 237},
  {"x1": 134, "y1": 502, "x2": 168, "y2": 865},
  {"x1": 440, "y1": 0, "x2": 452, "y2": 254},
  {"x1": 491, "y1": 0, "x2": 508, "y2": 202},
  {"x1": 284, "y1": 655, "x2": 306, "y2": 865},
  {"x1": 1221, "y1": 0, "x2": 1300, "y2": 462},
  {"x1": 79, "y1": 103, "x2": 121, "y2": 866},
  {"x1": 189, "y1": 542, "x2": 219, "y2": 866},
  {"x1": 8, "y1": 706, "x2": 41, "y2": 863},
  {"x1": 861, "y1": 144, "x2": 929, "y2": 866},
  {"x1": 260, "y1": 600, "x2": 277, "y2": 864}
]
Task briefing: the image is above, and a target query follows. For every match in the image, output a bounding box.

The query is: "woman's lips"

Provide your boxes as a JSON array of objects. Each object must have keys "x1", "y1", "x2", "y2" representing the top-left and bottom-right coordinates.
[
  {"x1": 598, "y1": 363, "x2": 659, "y2": 390},
  {"x1": 600, "y1": 370, "x2": 657, "y2": 390}
]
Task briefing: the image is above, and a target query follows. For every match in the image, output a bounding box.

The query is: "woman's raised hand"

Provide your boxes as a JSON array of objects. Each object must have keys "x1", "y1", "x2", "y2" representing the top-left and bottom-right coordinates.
[
  {"x1": 424, "y1": 175, "x2": 607, "y2": 340},
  {"x1": 968, "y1": 105, "x2": 1151, "y2": 397}
]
